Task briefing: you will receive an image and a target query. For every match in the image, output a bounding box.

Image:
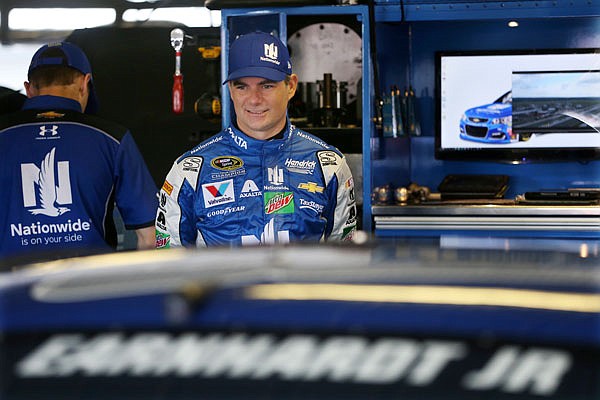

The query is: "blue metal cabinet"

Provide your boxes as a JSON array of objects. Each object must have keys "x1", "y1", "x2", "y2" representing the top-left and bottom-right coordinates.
[
  {"x1": 370, "y1": 0, "x2": 600, "y2": 238},
  {"x1": 220, "y1": 2, "x2": 600, "y2": 238}
]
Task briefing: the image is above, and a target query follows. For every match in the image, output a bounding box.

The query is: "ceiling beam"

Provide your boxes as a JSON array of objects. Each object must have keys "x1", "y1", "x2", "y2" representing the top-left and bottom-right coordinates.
[{"x1": 4, "y1": 0, "x2": 205, "y2": 9}]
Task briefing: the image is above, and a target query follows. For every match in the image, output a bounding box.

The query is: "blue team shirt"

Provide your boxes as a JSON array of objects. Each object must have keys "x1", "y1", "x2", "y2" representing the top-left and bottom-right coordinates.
[{"x1": 0, "y1": 95, "x2": 157, "y2": 262}]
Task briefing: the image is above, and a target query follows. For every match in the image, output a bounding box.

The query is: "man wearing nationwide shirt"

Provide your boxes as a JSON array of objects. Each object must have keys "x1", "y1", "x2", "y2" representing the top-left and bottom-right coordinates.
[
  {"x1": 156, "y1": 31, "x2": 357, "y2": 247},
  {"x1": 0, "y1": 42, "x2": 157, "y2": 263}
]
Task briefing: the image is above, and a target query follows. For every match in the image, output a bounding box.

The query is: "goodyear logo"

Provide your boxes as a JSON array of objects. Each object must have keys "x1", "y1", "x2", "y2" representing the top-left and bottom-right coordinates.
[{"x1": 211, "y1": 156, "x2": 243, "y2": 171}]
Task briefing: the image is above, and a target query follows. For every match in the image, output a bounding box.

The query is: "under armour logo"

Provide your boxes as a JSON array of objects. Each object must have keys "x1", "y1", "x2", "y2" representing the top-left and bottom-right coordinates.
[
  {"x1": 263, "y1": 43, "x2": 278, "y2": 60},
  {"x1": 39, "y1": 125, "x2": 59, "y2": 136}
]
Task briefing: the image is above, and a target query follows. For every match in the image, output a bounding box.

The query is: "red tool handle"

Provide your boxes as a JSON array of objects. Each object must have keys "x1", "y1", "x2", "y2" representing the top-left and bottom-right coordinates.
[{"x1": 172, "y1": 73, "x2": 184, "y2": 114}]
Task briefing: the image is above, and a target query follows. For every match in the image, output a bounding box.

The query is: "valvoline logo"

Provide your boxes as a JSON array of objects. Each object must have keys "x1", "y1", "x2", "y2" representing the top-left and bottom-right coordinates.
[{"x1": 202, "y1": 179, "x2": 235, "y2": 208}]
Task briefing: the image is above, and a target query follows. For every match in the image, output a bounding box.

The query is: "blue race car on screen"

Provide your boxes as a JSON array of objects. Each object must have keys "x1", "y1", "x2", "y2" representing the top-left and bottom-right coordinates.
[{"x1": 459, "y1": 91, "x2": 516, "y2": 144}]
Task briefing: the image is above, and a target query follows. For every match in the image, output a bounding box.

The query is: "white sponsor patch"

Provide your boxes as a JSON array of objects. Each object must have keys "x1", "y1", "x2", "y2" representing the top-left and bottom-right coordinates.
[{"x1": 201, "y1": 179, "x2": 235, "y2": 208}]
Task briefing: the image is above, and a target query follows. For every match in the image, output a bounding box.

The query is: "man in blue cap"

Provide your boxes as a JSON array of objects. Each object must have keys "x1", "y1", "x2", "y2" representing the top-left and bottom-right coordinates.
[
  {"x1": 156, "y1": 31, "x2": 357, "y2": 248},
  {"x1": 0, "y1": 41, "x2": 157, "y2": 264}
]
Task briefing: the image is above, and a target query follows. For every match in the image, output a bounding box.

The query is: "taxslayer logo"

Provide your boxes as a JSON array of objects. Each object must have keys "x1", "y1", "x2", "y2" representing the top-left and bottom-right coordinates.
[
  {"x1": 202, "y1": 179, "x2": 235, "y2": 208},
  {"x1": 264, "y1": 192, "x2": 294, "y2": 215},
  {"x1": 299, "y1": 198, "x2": 324, "y2": 214},
  {"x1": 211, "y1": 156, "x2": 243, "y2": 171},
  {"x1": 21, "y1": 147, "x2": 71, "y2": 217}
]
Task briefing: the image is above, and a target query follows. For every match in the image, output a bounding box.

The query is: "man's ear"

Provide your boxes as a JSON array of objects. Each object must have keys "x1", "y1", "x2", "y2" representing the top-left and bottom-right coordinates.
[
  {"x1": 287, "y1": 74, "x2": 299, "y2": 99},
  {"x1": 24, "y1": 81, "x2": 35, "y2": 98},
  {"x1": 81, "y1": 73, "x2": 92, "y2": 94}
]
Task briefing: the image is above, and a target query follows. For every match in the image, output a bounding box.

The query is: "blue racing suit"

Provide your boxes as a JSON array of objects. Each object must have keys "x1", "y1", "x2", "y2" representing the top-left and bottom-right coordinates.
[
  {"x1": 156, "y1": 122, "x2": 357, "y2": 247},
  {"x1": 0, "y1": 95, "x2": 157, "y2": 261}
]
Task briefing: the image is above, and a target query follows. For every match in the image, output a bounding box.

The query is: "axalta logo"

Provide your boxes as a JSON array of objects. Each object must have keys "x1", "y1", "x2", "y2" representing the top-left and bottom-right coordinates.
[
  {"x1": 261, "y1": 42, "x2": 280, "y2": 65},
  {"x1": 240, "y1": 180, "x2": 262, "y2": 198},
  {"x1": 21, "y1": 147, "x2": 72, "y2": 217},
  {"x1": 202, "y1": 179, "x2": 235, "y2": 208},
  {"x1": 285, "y1": 158, "x2": 316, "y2": 174},
  {"x1": 241, "y1": 219, "x2": 290, "y2": 245},
  {"x1": 228, "y1": 128, "x2": 247, "y2": 149},
  {"x1": 264, "y1": 192, "x2": 294, "y2": 215}
]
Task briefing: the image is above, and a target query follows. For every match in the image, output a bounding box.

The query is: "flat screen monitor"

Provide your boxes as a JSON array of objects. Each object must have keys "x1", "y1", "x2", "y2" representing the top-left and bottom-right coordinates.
[{"x1": 436, "y1": 49, "x2": 600, "y2": 162}]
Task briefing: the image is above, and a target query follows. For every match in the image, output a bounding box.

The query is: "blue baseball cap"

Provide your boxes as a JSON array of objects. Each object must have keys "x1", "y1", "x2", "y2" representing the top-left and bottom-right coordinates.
[
  {"x1": 28, "y1": 41, "x2": 99, "y2": 114},
  {"x1": 224, "y1": 31, "x2": 292, "y2": 84}
]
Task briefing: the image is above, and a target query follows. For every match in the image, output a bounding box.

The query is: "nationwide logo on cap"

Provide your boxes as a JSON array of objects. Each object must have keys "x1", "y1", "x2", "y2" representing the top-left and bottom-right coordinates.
[{"x1": 261, "y1": 43, "x2": 281, "y2": 65}]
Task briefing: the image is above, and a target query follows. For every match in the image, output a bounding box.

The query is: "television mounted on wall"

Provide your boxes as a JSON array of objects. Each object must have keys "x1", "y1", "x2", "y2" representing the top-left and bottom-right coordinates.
[{"x1": 435, "y1": 49, "x2": 600, "y2": 162}]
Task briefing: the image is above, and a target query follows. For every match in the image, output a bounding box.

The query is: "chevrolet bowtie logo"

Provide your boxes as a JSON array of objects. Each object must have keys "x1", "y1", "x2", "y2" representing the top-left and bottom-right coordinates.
[{"x1": 298, "y1": 182, "x2": 324, "y2": 193}]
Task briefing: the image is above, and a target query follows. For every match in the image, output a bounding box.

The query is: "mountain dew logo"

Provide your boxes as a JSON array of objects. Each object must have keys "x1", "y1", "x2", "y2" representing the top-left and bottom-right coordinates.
[{"x1": 264, "y1": 192, "x2": 294, "y2": 215}]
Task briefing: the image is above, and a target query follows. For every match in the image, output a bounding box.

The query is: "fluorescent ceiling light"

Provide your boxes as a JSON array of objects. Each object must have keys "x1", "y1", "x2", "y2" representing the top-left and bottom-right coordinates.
[
  {"x1": 9, "y1": 8, "x2": 116, "y2": 30},
  {"x1": 123, "y1": 7, "x2": 221, "y2": 27}
]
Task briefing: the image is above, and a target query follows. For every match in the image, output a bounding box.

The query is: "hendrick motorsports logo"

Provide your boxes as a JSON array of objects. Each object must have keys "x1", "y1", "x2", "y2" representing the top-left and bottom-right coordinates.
[
  {"x1": 14, "y1": 332, "x2": 572, "y2": 396},
  {"x1": 285, "y1": 158, "x2": 316, "y2": 174}
]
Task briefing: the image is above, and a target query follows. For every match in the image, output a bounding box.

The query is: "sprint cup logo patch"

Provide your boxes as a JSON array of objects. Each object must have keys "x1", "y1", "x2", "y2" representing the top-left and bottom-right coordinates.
[
  {"x1": 211, "y1": 156, "x2": 243, "y2": 171},
  {"x1": 264, "y1": 192, "x2": 294, "y2": 214}
]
